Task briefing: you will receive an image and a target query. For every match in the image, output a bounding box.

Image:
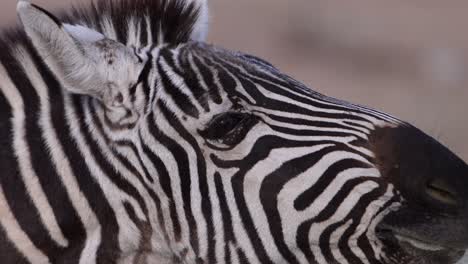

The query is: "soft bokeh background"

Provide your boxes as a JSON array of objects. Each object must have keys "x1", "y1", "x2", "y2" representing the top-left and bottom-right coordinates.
[{"x1": 2, "y1": 1, "x2": 468, "y2": 262}]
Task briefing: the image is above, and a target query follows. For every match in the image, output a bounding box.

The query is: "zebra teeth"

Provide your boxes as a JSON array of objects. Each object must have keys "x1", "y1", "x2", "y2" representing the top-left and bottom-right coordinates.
[{"x1": 394, "y1": 234, "x2": 445, "y2": 251}]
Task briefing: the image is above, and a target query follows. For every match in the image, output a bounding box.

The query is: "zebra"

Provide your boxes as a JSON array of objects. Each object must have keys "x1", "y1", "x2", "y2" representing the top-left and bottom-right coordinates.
[{"x1": 0, "y1": 0, "x2": 466, "y2": 263}]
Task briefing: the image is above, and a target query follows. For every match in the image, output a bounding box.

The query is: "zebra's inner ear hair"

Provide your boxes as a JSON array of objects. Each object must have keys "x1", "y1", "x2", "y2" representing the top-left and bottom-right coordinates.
[{"x1": 17, "y1": 1, "x2": 143, "y2": 108}]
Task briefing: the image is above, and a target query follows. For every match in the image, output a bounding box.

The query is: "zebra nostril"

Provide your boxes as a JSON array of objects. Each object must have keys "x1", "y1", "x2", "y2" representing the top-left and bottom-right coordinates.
[{"x1": 426, "y1": 179, "x2": 459, "y2": 206}]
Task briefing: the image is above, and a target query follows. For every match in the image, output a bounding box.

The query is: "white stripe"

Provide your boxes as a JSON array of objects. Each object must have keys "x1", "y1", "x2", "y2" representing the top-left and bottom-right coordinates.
[
  {"x1": 309, "y1": 181, "x2": 379, "y2": 264},
  {"x1": 14, "y1": 46, "x2": 102, "y2": 263},
  {"x1": 220, "y1": 172, "x2": 262, "y2": 264},
  {"x1": 330, "y1": 220, "x2": 353, "y2": 264},
  {"x1": 187, "y1": 53, "x2": 210, "y2": 102},
  {"x1": 80, "y1": 100, "x2": 145, "y2": 253},
  {"x1": 79, "y1": 227, "x2": 102, "y2": 264},
  {"x1": 256, "y1": 112, "x2": 369, "y2": 139},
  {"x1": 64, "y1": 95, "x2": 142, "y2": 255},
  {"x1": 0, "y1": 60, "x2": 68, "y2": 248},
  {"x1": 100, "y1": 16, "x2": 118, "y2": 41},
  {"x1": 0, "y1": 185, "x2": 50, "y2": 263},
  {"x1": 206, "y1": 58, "x2": 257, "y2": 104},
  {"x1": 218, "y1": 55, "x2": 401, "y2": 125},
  {"x1": 367, "y1": 199, "x2": 401, "y2": 262},
  {"x1": 195, "y1": 55, "x2": 229, "y2": 103},
  {"x1": 140, "y1": 120, "x2": 186, "y2": 254},
  {"x1": 159, "y1": 57, "x2": 206, "y2": 115},
  {"x1": 348, "y1": 186, "x2": 394, "y2": 264},
  {"x1": 250, "y1": 107, "x2": 374, "y2": 132},
  {"x1": 146, "y1": 112, "x2": 203, "y2": 260},
  {"x1": 126, "y1": 16, "x2": 140, "y2": 47},
  {"x1": 243, "y1": 146, "x2": 333, "y2": 263},
  {"x1": 229, "y1": 243, "x2": 240, "y2": 264},
  {"x1": 145, "y1": 16, "x2": 153, "y2": 45},
  {"x1": 158, "y1": 111, "x2": 209, "y2": 258}
]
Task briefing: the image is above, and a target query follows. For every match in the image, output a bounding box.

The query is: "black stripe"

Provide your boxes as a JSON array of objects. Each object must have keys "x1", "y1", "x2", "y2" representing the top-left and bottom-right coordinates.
[
  {"x1": 244, "y1": 71, "x2": 379, "y2": 118},
  {"x1": 221, "y1": 58, "x2": 389, "y2": 123},
  {"x1": 0, "y1": 88, "x2": 35, "y2": 263},
  {"x1": 0, "y1": 40, "x2": 67, "y2": 260},
  {"x1": 254, "y1": 111, "x2": 367, "y2": 134},
  {"x1": 18, "y1": 27, "x2": 120, "y2": 261},
  {"x1": 148, "y1": 106, "x2": 200, "y2": 255},
  {"x1": 160, "y1": 102, "x2": 216, "y2": 263},
  {"x1": 69, "y1": 95, "x2": 121, "y2": 262},
  {"x1": 158, "y1": 56, "x2": 200, "y2": 119},
  {"x1": 24, "y1": 38, "x2": 87, "y2": 263},
  {"x1": 214, "y1": 172, "x2": 235, "y2": 243},
  {"x1": 217, "y1": 67, "x2": 260, "y2": 104},
  {"x1": 294, "y1": 159, "x2": 372, "y2": 211},
  {"x1": 235, "y1": 75, "x2": 371, "y2": 123},
  {"x1": 357, "y1": 196, "x2": 399, "y2": 263},
  {"x1": 0, "y1": 224, "x2": 29, "y2": 264},
  {"x1": 217, "y1": 59, "x2": 381, "y2": 123},
  {"x1": 140, "y1": 131, "x2": 177, "y2": 243},
  {"x1": 86, "y1": 100, "x2": 149, "y2": 219},
  {"x1": 267, "y1": 124, "x2": 364, "y2": 138},
  {"x1": 192, "y1": 53, "x2": 223, "y2": 104},
  {"x1": 296, "y1": 177, "x2": 378, "y2": 261},
  {"x1": 237, "y1": 248, "x2": 251, "y2": 264},
  {"x1": 114, "y1": 139, "x2": 154, "y2": 184},
  {"x1": 259, "y1": 146, "x2": 345, "y2": 264},
  {"x1": 163, "y1": 48, "x2": 210, "y2": 112},
  {"x1": 131, "y1": 53, "x2": 153, "y2": 104},
  {"x1": 338, "y1": 186, "x2": 386, "y2": 264},
  {"x1": 218, "y1": 136, "x2": 301, "y2": 264},
  {"x1": 320, "y1": 186, "x2": 384, "y2": 263},
  {"x1": 182, "y1": 55, "x2": 211, "y2": 112}
]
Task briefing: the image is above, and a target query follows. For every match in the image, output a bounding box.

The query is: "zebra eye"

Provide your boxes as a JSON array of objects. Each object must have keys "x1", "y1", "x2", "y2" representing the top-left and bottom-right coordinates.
[{"x1": 201, "y1": 112, "x2": 258, "y2": 145}]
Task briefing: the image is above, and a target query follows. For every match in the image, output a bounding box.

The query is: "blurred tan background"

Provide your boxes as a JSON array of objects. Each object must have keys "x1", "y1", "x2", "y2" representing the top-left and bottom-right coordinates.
[{"x1": 1, "y1": 0, "x2": 467, "y2": 162}]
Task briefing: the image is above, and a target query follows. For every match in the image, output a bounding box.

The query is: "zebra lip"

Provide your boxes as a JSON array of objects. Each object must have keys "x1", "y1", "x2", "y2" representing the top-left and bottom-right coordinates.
[
  {"x1": 376, "y1": 227, "x2": 466, "y2": 253},
  {"x1": 376, "y1": 230, "x2": 467, "y2": 264},
  {"x1": 394, "y1": 234, "x2": 445, "y2": 251}
]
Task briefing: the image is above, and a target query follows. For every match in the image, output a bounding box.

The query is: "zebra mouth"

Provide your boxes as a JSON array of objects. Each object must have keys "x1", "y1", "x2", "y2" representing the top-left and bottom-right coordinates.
[
  {"x1": 394, "y1": 233, "x2": 448, "y2": 251},
  {"x1": 376, "y1": 227, "x2": 466, "y2": 263}
]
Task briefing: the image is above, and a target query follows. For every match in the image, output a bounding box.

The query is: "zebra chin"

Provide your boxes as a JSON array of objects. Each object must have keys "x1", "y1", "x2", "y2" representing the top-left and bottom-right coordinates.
[{"x1": 369, "y1": 125, "x2": 468, "y2": 263}]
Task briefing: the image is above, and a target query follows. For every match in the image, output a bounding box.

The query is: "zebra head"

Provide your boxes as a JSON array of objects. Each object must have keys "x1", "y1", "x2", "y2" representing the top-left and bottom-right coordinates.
[{"x1": 16, "y1": 0, "x2": 468, "y2": 263}]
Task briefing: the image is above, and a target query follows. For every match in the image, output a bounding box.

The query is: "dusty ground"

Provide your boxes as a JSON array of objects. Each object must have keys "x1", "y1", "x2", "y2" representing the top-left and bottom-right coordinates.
[{"x1": 1, "y1": 1, "x2": 468, "y2": 261}]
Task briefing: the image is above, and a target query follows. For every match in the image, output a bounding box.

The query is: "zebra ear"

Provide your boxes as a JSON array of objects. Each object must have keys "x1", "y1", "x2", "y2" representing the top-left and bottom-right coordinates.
[{"x1": 17, "y1": 1, "x2": 142, "y2": 107}]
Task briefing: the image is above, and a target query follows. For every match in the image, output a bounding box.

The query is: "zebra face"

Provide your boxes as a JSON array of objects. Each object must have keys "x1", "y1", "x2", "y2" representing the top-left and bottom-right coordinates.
[
  {"x1": 163, "y1": 44, "x2": 468, "y2": 264},
  {"x1": 14, "y1": 1, "x2": 468, "y2": 264}
]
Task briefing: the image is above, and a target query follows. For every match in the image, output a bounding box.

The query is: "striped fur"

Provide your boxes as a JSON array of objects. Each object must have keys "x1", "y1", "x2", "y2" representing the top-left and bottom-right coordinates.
[{"x1": 0, "y1": 1, "x2": 466, "y2": 264}]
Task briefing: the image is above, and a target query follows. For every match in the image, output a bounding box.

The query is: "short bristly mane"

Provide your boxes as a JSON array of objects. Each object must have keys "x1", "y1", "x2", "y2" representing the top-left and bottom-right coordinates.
[{"x1": 61, "y1": 0, "x2": 209, "y2": 47}]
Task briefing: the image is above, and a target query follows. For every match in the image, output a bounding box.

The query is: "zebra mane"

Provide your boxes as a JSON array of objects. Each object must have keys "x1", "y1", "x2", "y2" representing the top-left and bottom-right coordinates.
[{"x1": 61, "y1": 0, "x2": 209, "y2": 46}]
